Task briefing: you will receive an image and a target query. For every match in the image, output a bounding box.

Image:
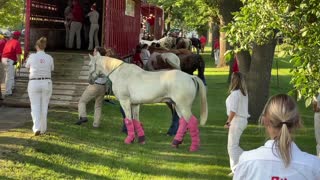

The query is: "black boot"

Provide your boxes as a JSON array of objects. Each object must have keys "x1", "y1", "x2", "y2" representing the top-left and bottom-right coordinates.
[{"x1": 75, "y1": 117, "x2": 88, "y2": 125}]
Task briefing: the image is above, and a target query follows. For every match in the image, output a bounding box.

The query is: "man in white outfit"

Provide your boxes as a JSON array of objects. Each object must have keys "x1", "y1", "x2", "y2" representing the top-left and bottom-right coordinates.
[
  {"x1": 313, "y1": 94, "x2": 320, "y2": 157},
  {"x1": 87, "y1": 3, "x2": 99, "y2": 50},
  {"x1": 25, "y1": 37, "x2": 54, "y2": 136},
  {"x1": 68, "y1": 0, "x2": 83, "y2": 49}
]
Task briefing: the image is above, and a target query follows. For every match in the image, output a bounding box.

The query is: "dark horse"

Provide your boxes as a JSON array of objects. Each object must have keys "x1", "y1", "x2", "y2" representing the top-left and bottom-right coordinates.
[
  {"x1": 149, "y1": 53, "x2": 206, "y2": 85},
  {"x1": 189, "y1": 37, "x2": 201, "y2": 54}
]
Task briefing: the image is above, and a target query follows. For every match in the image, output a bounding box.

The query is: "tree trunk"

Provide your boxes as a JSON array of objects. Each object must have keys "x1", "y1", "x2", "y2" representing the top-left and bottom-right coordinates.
[
  {"x1": 236, "y1": 50, "x2": 251, "y2": 74},
  {"x1": 217, "y1": 0, "x2": 243, "y2": 67},
  {"x1": 246, "y1": 40, "x2": 277, "y2": 121}
]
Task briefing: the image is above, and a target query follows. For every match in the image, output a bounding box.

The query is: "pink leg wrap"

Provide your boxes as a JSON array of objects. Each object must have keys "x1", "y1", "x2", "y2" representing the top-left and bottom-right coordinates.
[
  {"x1": 188, "y1": 115, "x2": 200, "y2": 152},
  {"x1": 133, "y1": 119, "x2": 145, "y2": 144},
  {"x1": 124, "y1": 118, "x2": 135, "y2": 144},
  {"x1": 172, "y1": 117, "x2": 188, "y2": 148}
]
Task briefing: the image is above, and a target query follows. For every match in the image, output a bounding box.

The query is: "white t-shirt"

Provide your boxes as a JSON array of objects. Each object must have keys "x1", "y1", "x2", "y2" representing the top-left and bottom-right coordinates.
[
  {"x1": 233, "y1": 140, "x2": 320, "y2": 180},
  {"x1": 226, "y1": 89, "x2": 250, "y2": 118},
  {"x1": 87, "y1": 10, "x2": 99, "y2": 24},
  {"x1": 25, "y1": 51, "x2": 54, "y2": 79}
]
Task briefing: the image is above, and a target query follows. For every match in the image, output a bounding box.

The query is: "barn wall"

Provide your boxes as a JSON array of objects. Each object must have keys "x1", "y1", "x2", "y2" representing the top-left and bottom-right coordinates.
[{"x1": 104, "y1": 0, "x2": 141, "y2": 57}]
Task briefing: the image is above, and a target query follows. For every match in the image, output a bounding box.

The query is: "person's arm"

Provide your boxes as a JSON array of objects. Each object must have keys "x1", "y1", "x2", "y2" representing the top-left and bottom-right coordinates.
[
  {"x1": 25, "y1": 54, "x2": 31, "y2": 69},
  {"x1": 224, "y1": 92, "x2": 239, "y2": 128}
]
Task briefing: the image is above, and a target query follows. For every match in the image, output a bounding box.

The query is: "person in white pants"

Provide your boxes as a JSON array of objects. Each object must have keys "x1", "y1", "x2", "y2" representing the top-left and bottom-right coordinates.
[
  {"x1": 64, "y1": 0, "x2": 73, "y2": 48},
  {"x1": 224, "y1": 72, "x2": 249, "y2": 176},
  {"x1": 313, "y1": 94, "x2": 320, "y2": 157},
  {"x1": 75, "y1": 47, "x2": 108, "y2": 127},
  {"x1": 87, "y1": 3, "x2": 99, "y2": 50},
  {"x1": 68, "y1": 0, "x2": 83, "y2": 49},
  {"x1": 25, "y1": 37, "x2": 54, "y2": 136},
  {"x1": 1, "y1": 31, "x2": 22, "y2": 96},
  {"x1": 234, "y1": 94, "x2": 320, "y2": 180}
]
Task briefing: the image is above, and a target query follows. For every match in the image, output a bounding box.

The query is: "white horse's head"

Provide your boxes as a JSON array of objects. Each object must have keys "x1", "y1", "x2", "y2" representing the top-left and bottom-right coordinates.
[{"x1": 88, "y1": 54, "x2": 104, "y2": 83}]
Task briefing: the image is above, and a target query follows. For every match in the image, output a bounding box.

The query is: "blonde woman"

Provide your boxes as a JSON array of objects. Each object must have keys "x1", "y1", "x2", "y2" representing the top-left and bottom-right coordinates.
[
  {"x1": 234, "y1": 94, "x2": 320, "y2": 180},
  {"x1": 224, "y1": 72, "x2": 249, "y2": 175},
  {"x1": 25, "y1": 37, "x2": 54, "y2": 136}
]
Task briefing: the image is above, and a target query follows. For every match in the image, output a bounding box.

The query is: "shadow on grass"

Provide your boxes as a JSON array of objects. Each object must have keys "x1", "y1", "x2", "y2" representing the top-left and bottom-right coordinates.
[{"x1": 0, "y1": 135, "x2": 229, "y2": 179}]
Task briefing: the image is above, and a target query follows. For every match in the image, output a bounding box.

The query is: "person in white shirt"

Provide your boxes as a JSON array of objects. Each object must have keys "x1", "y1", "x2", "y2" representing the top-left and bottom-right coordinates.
[
  {"x1": 140, "y1": 44, "x2": 150, "y2": 67},
  {"x1": 25, "y1": 37, "x2": 54, "y2": 136},
  {"x1": 313, "y1": 94, "x2": 320, "y2": 157},
  {"x1": 234, "y1": 94, "x2": 320, "y2": 180},
  {"x1": 224, "y1": 72, "x2": 249, "y2": 175},
  {"x1": 76, "y1": 47, "x2": 108, "y2": 127},
  {"x1": 87, "y1": 3, "x2": 99, "y2": 50}
]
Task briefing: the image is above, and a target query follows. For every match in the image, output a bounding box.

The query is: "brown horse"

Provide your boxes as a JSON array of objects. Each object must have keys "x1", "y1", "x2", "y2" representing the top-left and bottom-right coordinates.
[
  {"x1": 147, "y1": 52, "x2": 206, "y2": 85},
  {"x1": 148, "y1": 46, "x2": 193, "y2": 56}
]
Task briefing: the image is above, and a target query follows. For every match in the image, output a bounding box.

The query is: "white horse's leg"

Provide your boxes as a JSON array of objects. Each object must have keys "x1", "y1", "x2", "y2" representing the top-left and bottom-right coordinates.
[
  {"x1": 120, "y1": 100, "x2": 135, "y2": 144},
  {"x1": 173, "y1": 105, "x2": 200, "y2": 152},
  {"x1": 171, "y1": 107, "x2": 190, "y2": 149},
  {"x1": 132, "y1": 105, "x2": 145, "y2": 144}
]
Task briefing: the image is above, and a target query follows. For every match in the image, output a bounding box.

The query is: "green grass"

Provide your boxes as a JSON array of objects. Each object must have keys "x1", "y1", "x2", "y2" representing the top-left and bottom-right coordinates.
[{"x1": 0, "y1": 47, "x2": 317, "y2": 179}]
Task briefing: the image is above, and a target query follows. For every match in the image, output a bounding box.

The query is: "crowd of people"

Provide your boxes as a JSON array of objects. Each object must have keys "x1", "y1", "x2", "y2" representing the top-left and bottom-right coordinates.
[{"x1": 64, "y1": 0, "x2": 100, "y2": 50}]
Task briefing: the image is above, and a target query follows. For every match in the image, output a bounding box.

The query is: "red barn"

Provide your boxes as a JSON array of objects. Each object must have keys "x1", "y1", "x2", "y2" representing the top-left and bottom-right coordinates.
[
  {"x1": 24, "y1": 0, "x2": 143, "y2": 58},
  {"x1": 140, "y1": 3, "x2": 164, "y2": 40}
]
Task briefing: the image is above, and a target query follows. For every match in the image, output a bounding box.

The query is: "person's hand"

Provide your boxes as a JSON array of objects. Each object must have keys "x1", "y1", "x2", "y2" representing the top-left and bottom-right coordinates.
[{"x1": 224, "y1": 121, "x2": 230, "y2": 129}]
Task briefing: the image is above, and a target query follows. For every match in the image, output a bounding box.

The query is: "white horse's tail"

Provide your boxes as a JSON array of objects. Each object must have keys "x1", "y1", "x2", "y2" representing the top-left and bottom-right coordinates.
[{"x1": 192, "y1": 76, "x2": 208, "y2": 125}]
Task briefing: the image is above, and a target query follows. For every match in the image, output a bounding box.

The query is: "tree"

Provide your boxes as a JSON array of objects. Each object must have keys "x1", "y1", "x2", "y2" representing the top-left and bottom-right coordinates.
[
  {"x1": 226, "y1": 0, "x2": 320, "y2": 120},
  {"x1": 147, "y1": 0, "x2": 215, "y2": 35},
  {"x1": 0, "y1": 0, "x2": 25, "y2": 29}
]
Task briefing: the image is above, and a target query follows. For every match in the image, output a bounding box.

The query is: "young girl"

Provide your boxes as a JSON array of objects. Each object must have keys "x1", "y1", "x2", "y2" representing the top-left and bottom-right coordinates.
[
  {"x1": 224, "y1": 72, "x2": 249, "y2": 175},
  {"x1": 234, "y1": 94, "x2": 320, "y2": 180}
]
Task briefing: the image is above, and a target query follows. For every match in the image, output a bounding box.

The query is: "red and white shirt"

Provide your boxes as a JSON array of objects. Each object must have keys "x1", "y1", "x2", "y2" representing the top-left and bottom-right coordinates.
[
  {"x1": 2, "y1": 38, "x2": 22, "y2": 61},
  {"x1": 25, "y1": 51, "x2": 54, "y2": 79},
  {"x1": 233, "y1": 140, "x2": 320, "y2": 180}
]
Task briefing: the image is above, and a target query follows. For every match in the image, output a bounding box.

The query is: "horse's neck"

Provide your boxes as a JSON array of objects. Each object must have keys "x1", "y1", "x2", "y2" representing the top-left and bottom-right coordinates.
[{"x1": 101, "y1": 57, "x2": 123, "y2": 75}]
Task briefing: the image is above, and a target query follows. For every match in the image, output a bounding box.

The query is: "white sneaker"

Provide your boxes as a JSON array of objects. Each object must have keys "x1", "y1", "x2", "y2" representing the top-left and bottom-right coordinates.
[{"x1": 228, "y1": 172, "x2": 234, "y2": 177}]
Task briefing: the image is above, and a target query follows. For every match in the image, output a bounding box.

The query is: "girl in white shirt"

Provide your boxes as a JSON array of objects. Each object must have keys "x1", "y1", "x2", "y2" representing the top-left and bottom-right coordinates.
[
  {"x1": 225, "y1": 72, "x2": 249, "y2": 175},
  {"x1": 25, "y1": 37, "x2": 54, "y2": 136},
  {"x1": 234, "y1": 94, "x2": 320, "y2": 180}
]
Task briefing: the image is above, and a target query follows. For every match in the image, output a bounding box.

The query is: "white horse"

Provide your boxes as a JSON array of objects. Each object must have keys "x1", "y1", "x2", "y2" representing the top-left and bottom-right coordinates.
[{"x1": 88, "y1": 55, "x2": 208, "y2": 152}]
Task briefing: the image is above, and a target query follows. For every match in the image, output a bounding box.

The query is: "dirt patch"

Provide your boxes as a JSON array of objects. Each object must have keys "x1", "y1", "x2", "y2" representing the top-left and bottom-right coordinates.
[{"x1": 0, "y1": 106, "x2": 31, "y2": 131}]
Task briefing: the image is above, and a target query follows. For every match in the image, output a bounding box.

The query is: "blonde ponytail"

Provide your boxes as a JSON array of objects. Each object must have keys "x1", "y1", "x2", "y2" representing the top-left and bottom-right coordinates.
[
  {"x1": 262, "y1": 94, "x2": 301, "y2": 167},
  {"x1": 36, "y1": 37, "x2": 47, "y2": 50}
]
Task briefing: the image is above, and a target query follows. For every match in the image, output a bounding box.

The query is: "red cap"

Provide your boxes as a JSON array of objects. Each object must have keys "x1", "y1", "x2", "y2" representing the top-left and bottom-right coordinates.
[{"x1": 13, "y1": 31, "x2": 21, "y2": 37}]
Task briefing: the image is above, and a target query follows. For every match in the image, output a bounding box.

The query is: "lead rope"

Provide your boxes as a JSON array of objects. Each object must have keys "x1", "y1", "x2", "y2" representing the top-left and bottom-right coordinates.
[{"x1": 104, "y1": 62, "x2": 124, "y2": 102}]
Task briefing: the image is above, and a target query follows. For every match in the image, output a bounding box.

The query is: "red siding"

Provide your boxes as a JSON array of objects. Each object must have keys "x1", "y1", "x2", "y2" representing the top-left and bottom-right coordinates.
[{"x1": 104, "y1": 0, "x2": 141, "y2": 57}]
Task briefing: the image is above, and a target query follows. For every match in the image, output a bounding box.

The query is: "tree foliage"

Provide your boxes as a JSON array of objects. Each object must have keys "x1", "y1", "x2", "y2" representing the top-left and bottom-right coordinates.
[
  {"x1": 226, "y1": 0, "x2": 320, "y2": 106},
  {"x1": 147, "y1": 0, "x2": 216, "y2": 32},
  {"x1": 0, "y1": 0, "x2": 24, "y2": 29}
]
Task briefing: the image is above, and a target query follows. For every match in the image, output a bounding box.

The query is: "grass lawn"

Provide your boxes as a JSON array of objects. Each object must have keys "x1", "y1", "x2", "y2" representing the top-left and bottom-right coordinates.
[{"x1": 0, "y1": 47, "x2": 317, "y2": 180}]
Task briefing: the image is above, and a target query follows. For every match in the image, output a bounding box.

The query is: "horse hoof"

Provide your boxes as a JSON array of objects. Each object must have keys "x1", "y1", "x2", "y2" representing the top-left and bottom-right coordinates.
[
  {"x1": 189, "y1": 146, "x2": 199, "y2": 152},
  {"x1": 172, "y1": 139, "x2": 182, "y2": 148},
  {"x1": 138, "y1": 136, "x2": 145, "y2": 144},
  {"x1": 124, "y1": 138, "x2": 134, "y2": 144}
]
